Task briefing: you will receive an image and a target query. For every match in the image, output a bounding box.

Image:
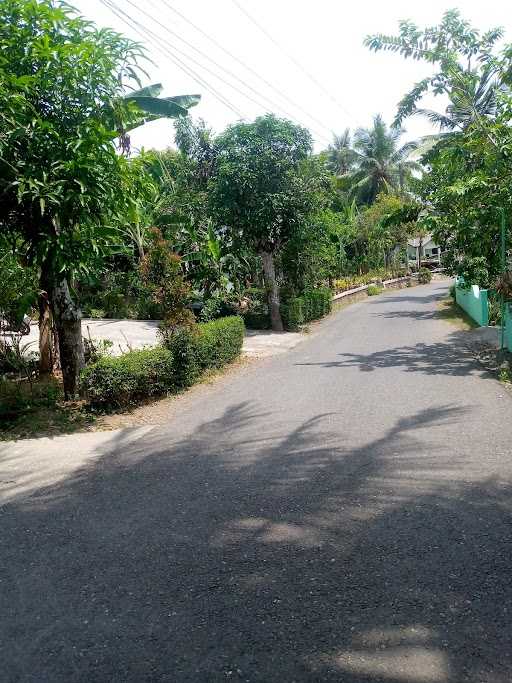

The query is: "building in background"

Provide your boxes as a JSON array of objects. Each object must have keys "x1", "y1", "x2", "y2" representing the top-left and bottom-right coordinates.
[{"x1": 407, "y1": 234, "x2": 442, "y2": 268}]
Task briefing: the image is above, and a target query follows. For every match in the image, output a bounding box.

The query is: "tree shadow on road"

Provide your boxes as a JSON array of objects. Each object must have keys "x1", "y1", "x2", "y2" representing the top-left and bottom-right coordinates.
[
  {"x1": 296, "y1": 329, "x2": 495, "y2": 380},
  {"x1": 1, "y1": 400, "x2": 511, "y2": 682}
]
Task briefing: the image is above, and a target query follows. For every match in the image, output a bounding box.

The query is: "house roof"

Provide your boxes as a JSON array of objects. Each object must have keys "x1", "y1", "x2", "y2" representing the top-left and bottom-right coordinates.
[{"x1": 408, "y1": 234, "x2": 433, "y2": 248}]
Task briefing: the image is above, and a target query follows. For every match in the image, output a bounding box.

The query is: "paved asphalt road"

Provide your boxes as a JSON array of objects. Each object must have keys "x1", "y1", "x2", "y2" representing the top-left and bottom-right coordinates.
[{"x1": 2, "y1": 280, "x2": 512, "y2": 682}]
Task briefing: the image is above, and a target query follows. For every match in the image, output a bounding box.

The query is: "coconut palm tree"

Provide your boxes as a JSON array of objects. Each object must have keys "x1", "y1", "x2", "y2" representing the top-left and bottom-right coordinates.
[
  {"x1": 416, "y1": 64, "x2": 501, "y2": 132},
  {"x1": 326, "y1": 129, "x2": 356, "y2": 176},
  {"x1": 349, "y1": 115, "x2": 420, "y2": 204}
]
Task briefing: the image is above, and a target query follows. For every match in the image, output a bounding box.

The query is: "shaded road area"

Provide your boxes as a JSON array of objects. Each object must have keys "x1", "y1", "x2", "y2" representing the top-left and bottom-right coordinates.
[{"x1": 2, "y1": 281, "x2": 512, "y2": 682}]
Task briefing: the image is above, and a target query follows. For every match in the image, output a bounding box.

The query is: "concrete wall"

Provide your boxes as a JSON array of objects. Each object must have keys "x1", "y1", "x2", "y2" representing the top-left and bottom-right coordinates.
[{"x1": 455, "y1": 278, "x2": 489, "y2": 326}]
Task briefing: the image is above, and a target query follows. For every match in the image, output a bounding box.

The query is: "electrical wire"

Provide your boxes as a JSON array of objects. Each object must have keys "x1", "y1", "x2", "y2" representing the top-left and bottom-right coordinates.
[
  {"x1": 100, "y1": 0, "x2": 246, "y2": 118},
  {"x1": 152, "y1": 0, "x2": 335, "y2": 141},
  {"x1": 107, "y1": 0, "x2": 332, "y2": 144},
  {"x1": 231, "y1": 0, "x2": 356, "y2": 125}
]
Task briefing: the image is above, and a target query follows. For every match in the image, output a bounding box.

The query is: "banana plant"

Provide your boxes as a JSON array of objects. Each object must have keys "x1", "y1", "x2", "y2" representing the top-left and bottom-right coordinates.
[{"x1": 114, "y1": 83, "x2": 200, "y2": 152}]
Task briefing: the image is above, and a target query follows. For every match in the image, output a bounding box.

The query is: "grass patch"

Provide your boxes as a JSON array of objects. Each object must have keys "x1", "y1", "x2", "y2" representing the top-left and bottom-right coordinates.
[
  {"x1": 437, "y1": 298, "x2": 478, "y2": 330},
  {"x1": 1, "y1": 404, "x2": 95, "y2": 441}
]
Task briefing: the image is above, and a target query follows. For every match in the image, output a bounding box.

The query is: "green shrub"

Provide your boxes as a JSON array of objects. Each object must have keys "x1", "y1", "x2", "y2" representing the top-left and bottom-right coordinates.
[
  {"x1": 82, "y1": 316, "x2": 246, "y2": 411},
  {"x1": 243, "y1": 311, "x2": 270, "y2": 329},
  {"x1": 165, "y1": 327, "x2": 200, "y2": 388},
  {"x1": 367, "y1": 284, "x2": 383, "y2": 296},
  {"x1": 449, "y1": 283, "x2": 456, "y2": 300},
  {"x1": 282, "y1": 297, "x2": 304, "y2": 330},
  {"x1": 194, "y1": 316, "x2": 245, "y2": 370},
  {"x1": 163, "y1": 316, "x2": 245, "y2": 388},
  {"x1": 81, "y1": 347, "x2": 176, "y2": 409},
  {"x1": 418, "y1": 268, "x2": 433, "y2": 284},
  {"x1": 0, "y1": 375, "x2": 61, "y2": 419},
  {"x1": 488, "y1": 291, "x2": 502, "y2": 326},
  {"x1": 302, "y1": 287, "x2": 332, "y2": 322},
  {"x1": 199, "y1": 293, "x2": 238, "y2": 322}
]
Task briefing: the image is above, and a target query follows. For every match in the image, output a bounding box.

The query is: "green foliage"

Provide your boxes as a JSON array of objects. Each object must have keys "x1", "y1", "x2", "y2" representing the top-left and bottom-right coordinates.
[
  {"x1": 83, "y1": 316, "x2": 244, "y2": 410},
  {"x1": 0, "y1": 249, "x2": 38, "y2": 323},
  {"x1": 81, "y1": 347, "x2": 176, "y2": 409},
  {"x1": 281, "y1": 297, "x2": 305, "y2": 331},
  {"x1": 365, "y1": 10, "x2": 504, "y2": 129},
  {"x1": 366, "y1": 10, "x2": 512, "y2": 285},
  {"x1": 488, "y1": 291, "x2": 502, "y2": 326},
  {"x1": 418, "y1": 268, "x2": 433, "y2": 284},
  {"x1": 83, "y1": 336, "x2": 114, "y2": 365},
  {"x1": 210, "y1": 114, "x2": 316, "y2": 253},
  {"x1": 163, "y1": 316, "x2": 244, "y2": 388},
  {"x1": 349, "y1": 116, "x2": 420, "y2": 204},
  {"x1": 282, "y1": 288, "x2": 332, "y2": 329},
  {"x1": 333, "y1": 269, "x2": 405, "y2": 293},
  {"x1": 0, "y1": 375, "x2": 61, "y2": 420},
  {"x1": 0, "y1": 0, "x2": 146, "y2": 280},
  {"x1": 80, "y1": 269, "x2": 161, "y2": 320},
  {"x1": 141, "y1": 229, "x2": 195, "y2": 335},
  {"x1": 241, "y1": 287, "x2": 270, "y2": 329},
  {"x1": 198, "y1": 292, "x2": 239, "y2": 322},
  {"x1": 454, "y1": 256, "x2": 489, "y2": 289},
  {"x1": 367, "y1": 284, "x2": 383, "y2": 296},
  {"x1": 280, "y1": 208, "x2": 340, "y2": 291},
  {"x1": 193, "y1": 316, "x2": 245, "y2": 370},
  {"x1": 163, "y1": 315, "x2": 246, "y2": 388}
]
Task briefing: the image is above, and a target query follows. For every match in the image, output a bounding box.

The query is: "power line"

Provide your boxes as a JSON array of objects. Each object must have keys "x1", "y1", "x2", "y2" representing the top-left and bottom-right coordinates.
[
  {"x1": 118, "y1": 0, "x2": 331, "y2": 143},
  {"x1": 100, "y1": 0, "x2": 246, "y2": 119},
  {"x1": 153, "y1": 0, "x2": 335, "y2": 141},
  {"x1": 231, "y1": 0, "x2": 356, "y2": 125}
]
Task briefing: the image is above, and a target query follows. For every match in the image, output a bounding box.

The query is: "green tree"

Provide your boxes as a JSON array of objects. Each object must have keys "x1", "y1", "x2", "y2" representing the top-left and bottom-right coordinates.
[
  {"x1": 365, "y1": 10, "x2": 505, "y2": 133},
  {"x1": 326, "y1": 129, "x2": 356, "y2": 176},
  {"x1": 210, "y1": 114, "x2": 319, "y2": 330},
  {"x1": 0, "y1": 0, "x2": 198, "y2": 396},
  {"x1": 349, "y1": 115, "x2": 420, "y2": 204},
  {"x1": 358, "y1": 193, "x2": 418, "y2": 269},
  {"x1": 366, "y1": 10, "x2": 512, "y2": 284}
]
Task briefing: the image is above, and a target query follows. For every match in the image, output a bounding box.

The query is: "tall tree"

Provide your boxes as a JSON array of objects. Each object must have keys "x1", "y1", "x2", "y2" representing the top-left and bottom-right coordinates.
[
  {"x1": 349, "y1": 115, "x2": 420, "y2": 204},
  {"x1": 365, "y1": 10, "x2": 512, "y2": 284},
  {"x1": 210, "y1": 115, "x2": 319, "y2": 331},
  {"x1": 0, "y1": 0, "x2": 199, "y2": 397},
  {"x1": 365, "y1": 10, "x2": 506, "y2": 135},
  {"x1": 326, "y1": 129, "x2": 356, "y2": 176}
]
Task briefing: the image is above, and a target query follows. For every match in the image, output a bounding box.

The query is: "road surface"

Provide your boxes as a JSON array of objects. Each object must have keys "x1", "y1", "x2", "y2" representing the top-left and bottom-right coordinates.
[{"x1": 2, "y1": 280, "x2": 512, "y2": 682}]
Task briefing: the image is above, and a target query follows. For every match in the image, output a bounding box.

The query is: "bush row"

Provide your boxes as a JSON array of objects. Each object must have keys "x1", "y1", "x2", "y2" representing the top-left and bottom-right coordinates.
[
  {"x1": 333, "y1": 268, "x2": 409, "y2": 294},
  {"x1": 81, "y1": 316, "x2": 245, "y2": 410},
  {"x1": 282, "y1": 288, "x2": 332, "y2": 330}
]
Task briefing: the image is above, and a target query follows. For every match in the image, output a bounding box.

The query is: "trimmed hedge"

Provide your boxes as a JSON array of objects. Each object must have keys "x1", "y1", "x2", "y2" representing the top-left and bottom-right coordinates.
[
  {"x1": 281, "y1": 296, "x2": 305, "y2": 331},
  {"x1": 81, "y1": 316, "x2": 245, "y2": 410},
  {"x1": 187, "y1": 315, "x2": 245, "y2": 378},
  {"x1": 81, "y1": 347, "x2": 175, "y2": 409},
  {"x1": 282, "y1": 287, "x2": 332, "y2": 330}
]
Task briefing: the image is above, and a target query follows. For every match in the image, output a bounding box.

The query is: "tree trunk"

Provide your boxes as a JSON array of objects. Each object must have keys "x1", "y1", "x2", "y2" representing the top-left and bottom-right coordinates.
[
  {"x1": 38, "y1": 290, "x2": 54, "y2": 374},
  {"x1": 260, "y1": 251, "x2": 283, "y2": 332},
  {"x1": 38, "y1": 260, "x2": 54, "y2": 374},
  {"x1": 51, "y1": 278, "x2": 84, "y2": 399}
]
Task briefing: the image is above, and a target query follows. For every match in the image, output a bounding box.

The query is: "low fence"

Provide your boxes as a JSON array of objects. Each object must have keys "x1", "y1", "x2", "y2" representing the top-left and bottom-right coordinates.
[
  {"x1": 332, "y1": 276, "x2": 412, "y2": 304},
  {"x1": 455, "y1": 278, "x2": 489, "y2": 327}
]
